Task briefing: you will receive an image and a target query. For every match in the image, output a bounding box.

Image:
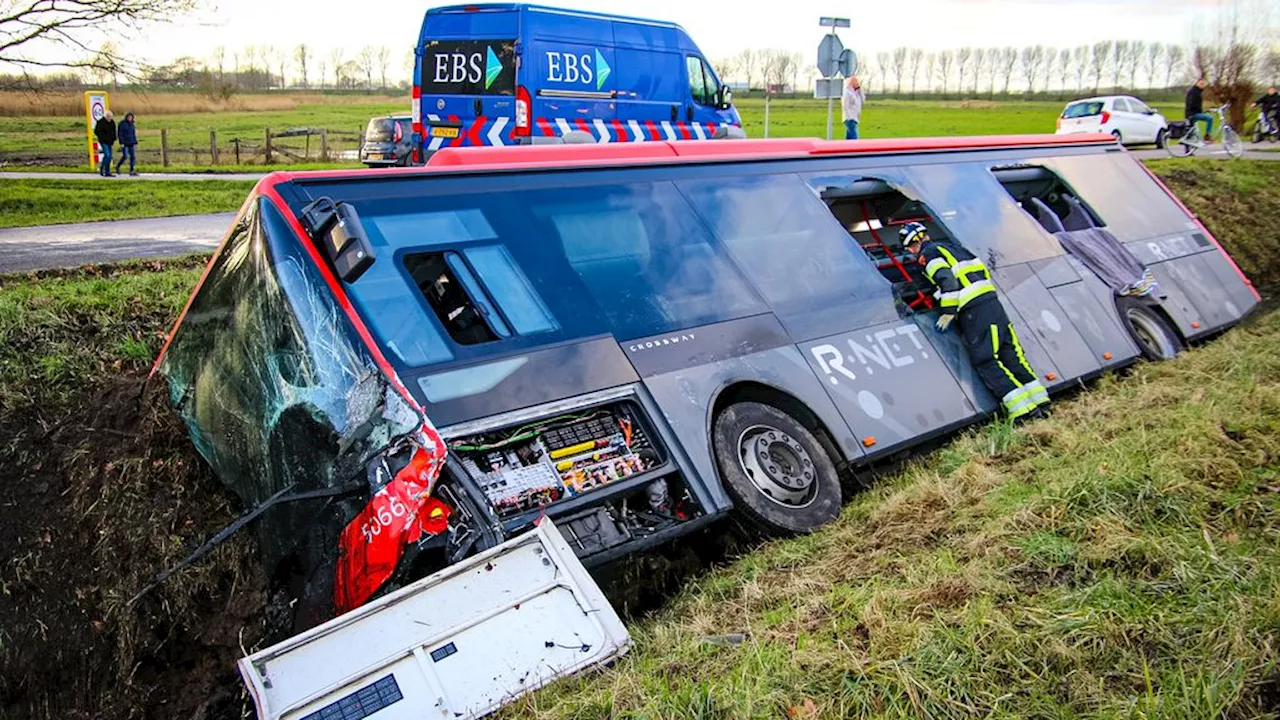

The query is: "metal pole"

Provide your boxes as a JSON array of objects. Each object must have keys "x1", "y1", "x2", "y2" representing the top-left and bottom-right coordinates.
[
  {"x1": 826, "y1": 93, "x2": 834, "y2": 140},
  {"x1": 764, "y1": 93, "x2": 771, "y2": 138}
]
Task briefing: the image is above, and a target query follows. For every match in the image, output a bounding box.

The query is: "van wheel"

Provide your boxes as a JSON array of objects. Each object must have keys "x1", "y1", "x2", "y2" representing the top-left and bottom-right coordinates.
[
  {"x1": 1118, "y1": 297, "x2": 1183, "y2": 361},
  {"x1": 712, "y1": 402, "x2": 841, "y2": 535}
]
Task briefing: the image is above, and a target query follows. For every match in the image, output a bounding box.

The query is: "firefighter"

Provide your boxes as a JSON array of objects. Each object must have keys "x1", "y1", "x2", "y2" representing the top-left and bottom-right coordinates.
[{"x1": 900, "y1": 222, "x2": 1050, "y2": 423}]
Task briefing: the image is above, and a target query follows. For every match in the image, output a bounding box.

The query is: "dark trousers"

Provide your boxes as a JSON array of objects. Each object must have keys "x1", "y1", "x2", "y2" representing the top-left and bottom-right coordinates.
[
  {"x1": 99, "y1": 144, "x2": 113, "y2": 176},
  {"x1": 115, "y1": 144, "x2": 136, "y2": 173},
  {"x1": 958, "y1": 295, "x2": 1049, "y2": 419}
]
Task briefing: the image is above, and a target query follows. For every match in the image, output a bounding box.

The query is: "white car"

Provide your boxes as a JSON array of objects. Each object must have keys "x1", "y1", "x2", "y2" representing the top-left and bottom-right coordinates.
[{"x1": 1056, "y1": 95, "x2": 1168, "y2": 147}]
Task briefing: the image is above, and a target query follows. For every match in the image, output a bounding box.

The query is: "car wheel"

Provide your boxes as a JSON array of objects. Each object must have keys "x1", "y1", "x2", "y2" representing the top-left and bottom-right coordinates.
[
  {"x1": 1117, "y1": 297, "x2": 1183, "y2": 361},
  {"x1": 1156, "y1": 128, "x2": 1168, "y2": 149},
  {"x1": 1111, "y1": 129, "x2": 1123, "y2": 145},
  {"x1": 712, "y1": 401, "x2": 842, "y2": 535}
]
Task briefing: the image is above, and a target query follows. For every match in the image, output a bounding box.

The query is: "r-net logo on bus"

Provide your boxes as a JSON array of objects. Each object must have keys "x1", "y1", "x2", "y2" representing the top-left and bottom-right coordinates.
[
  {"x1": 422, "y1": 40, "x2": 516, "y2": 95},
  {"x1": 810, "y1": 325, "x2": 931, "y2": 385},
  {"x1": 544, "y1": 49, "x2": 611, "y2": 90}
]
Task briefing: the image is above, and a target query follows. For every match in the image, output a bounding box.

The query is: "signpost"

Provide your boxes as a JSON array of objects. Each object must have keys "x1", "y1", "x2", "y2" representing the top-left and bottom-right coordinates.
[
  {"x1": 815, "y1": 18, "x2": 855, "y2": 140},
  {"x1": 84, "y1": 90, "x2": 109, "y2": 169}
]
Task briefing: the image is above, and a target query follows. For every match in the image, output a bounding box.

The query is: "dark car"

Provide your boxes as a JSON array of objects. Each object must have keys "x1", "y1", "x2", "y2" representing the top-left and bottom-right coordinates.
[{"x1": 361, "y1": 115, "x2": 416, "y2": 167}]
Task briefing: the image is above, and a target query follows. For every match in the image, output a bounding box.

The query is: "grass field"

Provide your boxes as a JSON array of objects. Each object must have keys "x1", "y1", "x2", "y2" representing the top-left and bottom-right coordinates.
[
  {"x1": 0, "y1": 178, "x2": 254, "y2": 227},
  {"x1": 0, "y1": 92, "x2": 1184, "y2": 172}
]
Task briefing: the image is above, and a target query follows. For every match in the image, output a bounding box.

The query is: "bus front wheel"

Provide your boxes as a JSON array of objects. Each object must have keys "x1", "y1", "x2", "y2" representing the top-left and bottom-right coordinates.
[{"x1": 712, "y1": 401, "x2": 842, "y2": 535}]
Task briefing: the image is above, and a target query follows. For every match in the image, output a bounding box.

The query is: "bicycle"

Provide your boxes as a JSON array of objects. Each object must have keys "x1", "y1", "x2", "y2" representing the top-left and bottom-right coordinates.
[
  {"x1": 1164, "y1": 103, "x2": 1244, "y2": 158},
  {"x1": 1252, "y1": 109, "x2": 1279, "y2": 143}
]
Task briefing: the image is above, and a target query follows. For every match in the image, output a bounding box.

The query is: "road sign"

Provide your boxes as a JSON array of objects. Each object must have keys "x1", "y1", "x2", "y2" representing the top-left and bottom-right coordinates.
[
  {"x1": 839, "y1": 48, "x2": 857, "y2": 77},
  {"x1": 814, "y1": 78, "x2": 842, "y2": 99},
  {"x1": 819, "y1": 17, "x2": 850, "y2": 28},
  {"x1": 817, "y1": 33, "x2": 844, "y2": 77},
  {"x1": 84, "y1": 90, "x2": 109, "y2": 169}
]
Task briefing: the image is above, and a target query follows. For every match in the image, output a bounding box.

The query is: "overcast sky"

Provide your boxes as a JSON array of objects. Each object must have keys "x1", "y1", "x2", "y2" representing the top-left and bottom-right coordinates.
[{"x1": 39, "y1": 0, "x2": 1274, "y2": 80}]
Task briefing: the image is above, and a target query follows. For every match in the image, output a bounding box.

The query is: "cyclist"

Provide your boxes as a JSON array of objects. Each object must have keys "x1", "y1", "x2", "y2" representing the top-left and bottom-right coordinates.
[
  {"x1": 1253, "y1": 85, "x2": 1279, "y2": 136},
  {"x1": 1186, "y1": 78, "x2": 1214, "y2": 143}
]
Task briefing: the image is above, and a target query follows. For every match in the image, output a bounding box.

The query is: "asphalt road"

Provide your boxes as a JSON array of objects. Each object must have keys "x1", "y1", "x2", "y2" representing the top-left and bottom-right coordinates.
[{"x1": 0, "y1": 213, "x2": 232, "y2": 274}]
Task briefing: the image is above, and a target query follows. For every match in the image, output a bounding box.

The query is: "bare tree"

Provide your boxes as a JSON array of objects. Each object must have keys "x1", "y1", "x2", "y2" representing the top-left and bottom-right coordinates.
[
  {"x1": 891, "y1": 47, "x2": 908, "y2": 95},
  {"x1": 317, "y1": 59, "x2": 326, "y2": 90},
  {"x1": 1125, "y1": 41, "x2": 1144, "y2": 90},
  {"x1": 212, "y1": 46, "x2": 225, "y2": 81},
  {"x1": 924, "y1": 52, "x2": 938, "y2": 94},
  {"x1": 1090, "y1": 41, "x2": 1111, "y2": 93},
  {"x1": 1164, "y1": 45, "x2": 1186, "y2": 89},
  {"x1": 907, "y1": 48, "x2": 924, "y2": 98},
  {"x1": 0, "y1": 0, "x2": 195, "y2": 74},
  {"x1": 738, "y1": 49, "x2": 757, "y2": 89},
  {"x1": 377, "y1": 46, "x2": 391, "y2": 90},
  {"x1": 1040, "y1": 46, "x2": 1057, "y2": 94},
  {"x1": 1111, "y1": 40, "x2": 1129, "y2": 90},
  {"x1": 1143, "y1": 43, "x2": 1164, "y2": 90},
  {"x1": 937, "y1": 50, "x2": 955, "y2": 97},
  {"x1": 1072, "y1": 45, "x2": 1089, "y2": 92},
  {"x1": 357, "y1": 46, "x2": 376, "y2": 90},
  {"x1": 1020, "y1": 46, "x2": 1045, "y2": 94},
  {"x1": 956, "y1": 47, "x2": 973, "y2": 99},
  {"x1": 1192, "y1": 42, "x2": 1260, "y2": 129},
  {"x1": 714, "y1": 56, "x2": 738, "y2": 84},
  {"x1": 876, "y1": 51, "x2": 891, "y2": 94},
  {"x1": 1057, "y1": 48, "x2": 1072, "y2": 96},
  {"x1": 295, "y1": 44, "x2": 310, "y2": 88},
  {"x1": 971, "y1": 48, "x2": 987, "y2": 95},
  {"x1": 329, "y1": 47, "x2": 345, "y2": 88},
  {"x1": 998, "y1": 46, "x2": 1019, "y2": 96}
]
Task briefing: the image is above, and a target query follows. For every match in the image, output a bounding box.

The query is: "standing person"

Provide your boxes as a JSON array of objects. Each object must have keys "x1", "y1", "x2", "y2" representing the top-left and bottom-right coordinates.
[
  {"x1": 1185, "y1": 78, "x2": 1214, "y2": 143},
  {"x1": 93, "y1": 110, "x2": 117, "y2": 177},
  {"x1": 842, "y1": 75, "x2": 865, "y2": 140},
  {"x1": 115, "y1": 112, "x2": 138, "y2": 176},
  {"x1": 900, "y1": 222, "x2": 1050, "y2": 423}
]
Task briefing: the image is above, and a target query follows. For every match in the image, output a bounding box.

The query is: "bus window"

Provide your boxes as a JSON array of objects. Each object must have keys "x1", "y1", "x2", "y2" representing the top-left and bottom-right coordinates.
[
  {"x1": 405, "y1": 252, "x2": 504, "y2": 345},
  {"x1": 529, "y1": 182, "x2": 766, "y2": 340},
  {"x1": 819, "y1": 180, "x2": 960, "y2": 313},
  {"x1": 991, "y1": 165, "x2": 1106, "y2": 234},
  {"x1": 677, "y1": 174, "x2": 897, "y2": 339}
]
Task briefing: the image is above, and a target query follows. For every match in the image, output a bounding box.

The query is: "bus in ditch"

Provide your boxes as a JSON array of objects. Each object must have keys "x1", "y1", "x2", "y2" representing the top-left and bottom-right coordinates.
[{"x1": 153, "y1": 134, "x2": 1260, "y2": 629}]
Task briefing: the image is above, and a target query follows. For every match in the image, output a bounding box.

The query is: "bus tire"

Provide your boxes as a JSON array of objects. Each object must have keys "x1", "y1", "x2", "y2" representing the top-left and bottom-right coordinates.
[
  {"x1": 1118, "y1": 297, "x2": 1183, "y2": 361},
  {"x1": 712, "y1": 401, "x2": 842, "y2": 535}
]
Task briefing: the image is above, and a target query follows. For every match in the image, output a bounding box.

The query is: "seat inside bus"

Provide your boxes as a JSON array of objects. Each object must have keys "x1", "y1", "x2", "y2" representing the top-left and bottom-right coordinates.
[
  {"x1": 992, "y1": 165, "x2": 1106, "y2": 234},
  {"x1": 821, "y1": 181, "x2": 956, "y2": 313}
]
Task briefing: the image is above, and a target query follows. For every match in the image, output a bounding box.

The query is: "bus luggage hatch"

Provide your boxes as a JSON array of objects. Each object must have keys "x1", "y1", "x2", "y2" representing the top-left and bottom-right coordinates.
[{"x1": 238, "y1": 518, "x2": 629, "y2": 720}]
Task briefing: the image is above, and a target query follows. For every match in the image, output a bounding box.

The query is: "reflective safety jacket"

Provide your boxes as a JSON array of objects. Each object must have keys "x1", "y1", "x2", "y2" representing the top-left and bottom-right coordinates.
[{"x1": 918, "y1": 239, "x2": 996, "y2": 316}]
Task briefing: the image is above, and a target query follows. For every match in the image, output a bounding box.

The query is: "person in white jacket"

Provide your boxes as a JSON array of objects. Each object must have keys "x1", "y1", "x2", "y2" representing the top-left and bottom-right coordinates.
[{"x1": 842, "y1": 75, "x2": 865, "y2": 139}]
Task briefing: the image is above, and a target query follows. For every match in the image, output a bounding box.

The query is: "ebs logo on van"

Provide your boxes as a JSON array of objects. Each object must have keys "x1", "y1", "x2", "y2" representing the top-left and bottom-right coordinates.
[{"x1": 412, "y1": 3, "x2": 740, "y2": 154}]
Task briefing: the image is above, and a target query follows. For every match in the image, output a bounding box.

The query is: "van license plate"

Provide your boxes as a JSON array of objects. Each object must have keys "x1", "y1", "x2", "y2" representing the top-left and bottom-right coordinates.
[{"x1": 431, "y1": 127, "x2": 460, "y2": 139}]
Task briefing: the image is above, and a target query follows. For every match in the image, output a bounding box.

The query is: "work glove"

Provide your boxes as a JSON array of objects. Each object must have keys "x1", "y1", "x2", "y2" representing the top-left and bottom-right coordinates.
[{"x1": 935, "y1": 314, "x2": 955, "y2": 333}]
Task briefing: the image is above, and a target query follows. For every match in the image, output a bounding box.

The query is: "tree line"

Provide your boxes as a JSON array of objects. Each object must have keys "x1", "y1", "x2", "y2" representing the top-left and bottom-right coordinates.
[{"x1": 716, "y1": 41, "x2": 1280, "y2": 100}]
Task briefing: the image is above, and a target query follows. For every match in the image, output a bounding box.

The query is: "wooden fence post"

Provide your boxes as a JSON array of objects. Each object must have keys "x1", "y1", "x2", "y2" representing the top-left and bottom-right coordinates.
[
  {"x1": 233, "y1": 138, "x2": 240, "y2": 165},
  {"x1": 264, "y1": 127, "x2": 273, "y2": 163},
  {"x1": 320, "y1": 129, "x2": 328, "y2": 161},
  {"x1": 160, "y1": 129, "x2": 170, "y2": 167},
  {"x1": 210, "y1": 129, "x2": 219, "y2": 165}
]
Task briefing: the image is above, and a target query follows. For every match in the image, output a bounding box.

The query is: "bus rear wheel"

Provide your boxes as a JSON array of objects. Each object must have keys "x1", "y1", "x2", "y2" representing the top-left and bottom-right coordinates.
[
  {"x1": 1118, "y1": 297, "x2": 1183, "y2": 361},
  {"x1": 712, "y1": 401, "x2": 841, "y2": 535}
]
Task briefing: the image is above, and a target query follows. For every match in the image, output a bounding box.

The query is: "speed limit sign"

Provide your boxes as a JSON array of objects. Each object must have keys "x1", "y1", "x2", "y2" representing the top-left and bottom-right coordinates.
[{"x1": 84, "y1": 90, "x2": 109, "y2": 168}]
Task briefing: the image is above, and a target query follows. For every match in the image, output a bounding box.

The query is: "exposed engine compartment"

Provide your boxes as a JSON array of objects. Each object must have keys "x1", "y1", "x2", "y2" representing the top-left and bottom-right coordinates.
[{"x1": 446, "y1": 398, "x2": 702, "y2": 562}]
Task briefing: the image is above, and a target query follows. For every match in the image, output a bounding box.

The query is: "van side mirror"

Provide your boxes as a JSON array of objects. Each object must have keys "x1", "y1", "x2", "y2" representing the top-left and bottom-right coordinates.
[
  {"x1": 716, "y1": 85, "x2": 733, "y2": 110},
  {"x1": 300, "y1": 197, "x2": 376, "y2": 283}
]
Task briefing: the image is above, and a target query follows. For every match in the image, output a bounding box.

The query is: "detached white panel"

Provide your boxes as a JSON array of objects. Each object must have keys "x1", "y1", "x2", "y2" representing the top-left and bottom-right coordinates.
[{"x1": 239, "y1": 519, "x2": 630, "y2": 720}]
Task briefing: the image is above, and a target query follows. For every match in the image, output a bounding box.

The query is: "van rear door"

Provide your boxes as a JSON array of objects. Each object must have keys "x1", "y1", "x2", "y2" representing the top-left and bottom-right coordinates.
[{"x1": 418, "y1": 6, "x2": 519, "y2": 150}]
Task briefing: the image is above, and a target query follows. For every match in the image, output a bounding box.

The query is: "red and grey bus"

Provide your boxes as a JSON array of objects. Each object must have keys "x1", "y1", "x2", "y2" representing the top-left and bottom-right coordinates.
[{"x1": 153, "y1": 134, "x2": 1259, "y2": 629}]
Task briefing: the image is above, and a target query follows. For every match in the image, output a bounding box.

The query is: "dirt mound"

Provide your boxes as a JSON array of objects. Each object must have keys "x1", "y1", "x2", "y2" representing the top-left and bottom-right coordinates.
[{"x1": 0, "y1": 375, "x2": 267, "y2": 719}]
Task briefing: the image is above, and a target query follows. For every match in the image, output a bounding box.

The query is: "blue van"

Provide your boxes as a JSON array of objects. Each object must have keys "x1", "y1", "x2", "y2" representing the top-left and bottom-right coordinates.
[{"x1": 411, "y1": 3, "x2": 740, "y2": 158}]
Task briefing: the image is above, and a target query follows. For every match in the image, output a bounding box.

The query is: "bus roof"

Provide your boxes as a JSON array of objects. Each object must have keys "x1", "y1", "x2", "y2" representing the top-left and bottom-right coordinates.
[{"x1": 261, "y1": 134, "x2": 1118, "y2": 187}]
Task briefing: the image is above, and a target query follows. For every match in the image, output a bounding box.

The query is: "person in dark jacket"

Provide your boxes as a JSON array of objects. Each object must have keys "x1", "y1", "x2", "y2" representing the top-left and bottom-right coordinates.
[
  {"x1": 1253, "y1": 86, "x2": 1279, "y2": 136},
  {"x1": 114, "y1": 112, "x2": 138, "y2": 176},
  {"x1": 1185, "y1": 78, "x2": 1214, "y2": 142},
  {"x1": 93, "y1": 111, "x2": 117, "y2": 176}
]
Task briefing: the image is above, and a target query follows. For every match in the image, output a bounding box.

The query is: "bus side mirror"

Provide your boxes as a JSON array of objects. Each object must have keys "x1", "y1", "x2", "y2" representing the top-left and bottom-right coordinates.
[
  {"x1": 717, "y1": 85, "x2": 733, "y2": 110},
  {"x1": 301, "y1": 197, "x2": 376, "y2": 283}
]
